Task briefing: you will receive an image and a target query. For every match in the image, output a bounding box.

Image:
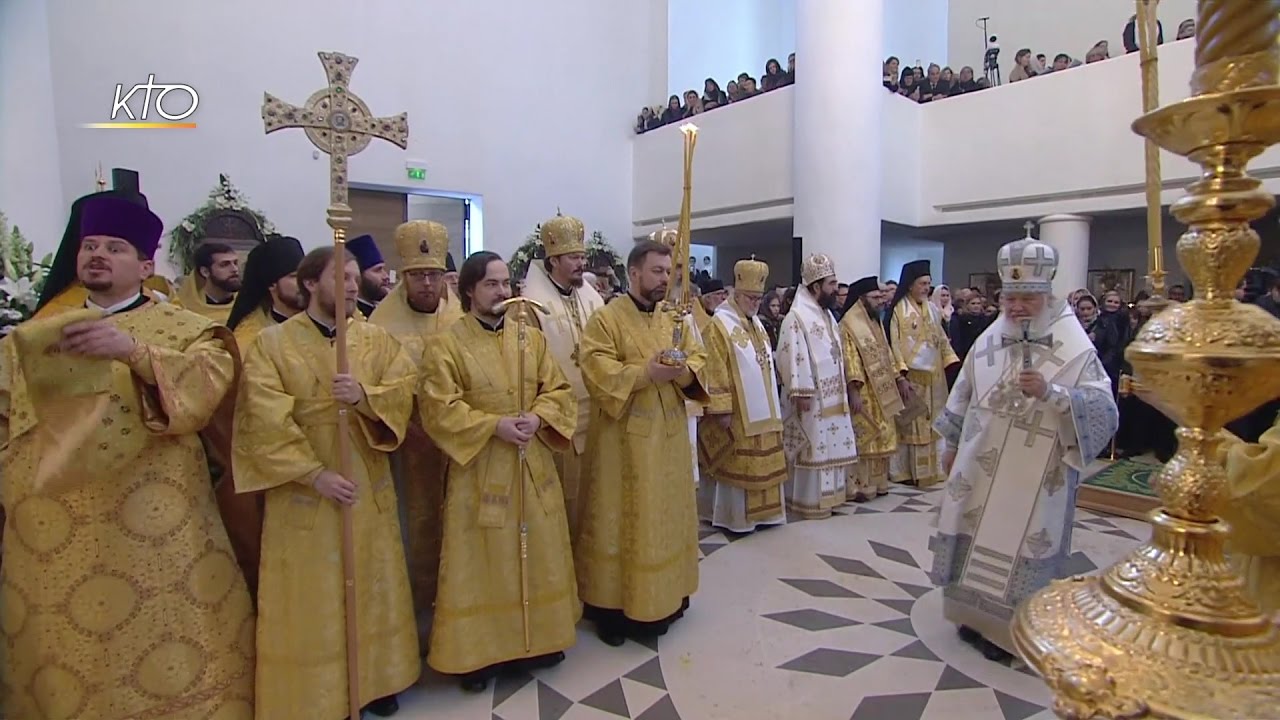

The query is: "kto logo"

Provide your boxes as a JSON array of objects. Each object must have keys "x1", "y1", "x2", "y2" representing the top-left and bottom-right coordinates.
[{"x1": 83, "y1": 75, "x2": 199, "y2": 129}]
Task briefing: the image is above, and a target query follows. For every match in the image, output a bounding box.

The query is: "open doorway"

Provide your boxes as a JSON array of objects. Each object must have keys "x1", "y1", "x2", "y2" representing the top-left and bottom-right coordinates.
[{"x1": 348, "y1": 184, "x2": 485, "y2": 274}]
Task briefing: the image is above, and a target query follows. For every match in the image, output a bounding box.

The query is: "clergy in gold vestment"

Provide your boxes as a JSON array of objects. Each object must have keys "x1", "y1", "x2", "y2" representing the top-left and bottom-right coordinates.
[
  {"x1": 419, "y1": 252, "x2": 580, "y2": 690},
  {"x1": 840, "y1": 276, "x2": 910, "y2": 502},
  {"x1": 885, "y1": 260, "x2": 958, "y2": 487},
  {"x1": 233, "y1": 247, "x2": 419, "y2": 719},
  {"x1": 698, "y1": 258, "x2": 787, "y2": 532},
  {"x1": 226, "y1": 234, "x2": 306, "y2": 349},
  {"x1": 1, "y1": 196, "x2": 254, "y2": 719},
  {"x1": 174, "y1": 242, "x2": 241, "y2": 324},
  {"x1": 369, "y1": 220, "x2": 463, "y2": 640},
  {"x1": 1220, "y1": 412, "x2": 1280, "y2": 613},
  {"x1": 777, "y1": 254, "x2": 857, "y2": 518},
  {"x1": 577, "y1": 240, "x2": 708, "y2": 646},
  {"x1": 522, "y1": 212, "x2": 606, "y2": 538}
]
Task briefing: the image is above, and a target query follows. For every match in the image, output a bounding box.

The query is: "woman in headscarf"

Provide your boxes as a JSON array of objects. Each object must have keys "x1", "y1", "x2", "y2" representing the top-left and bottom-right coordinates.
[
  {"x1": 762, "y1": 58, "x2": 787, "y2": 91},
  {"x1": 759, "y1": 290, "x2": 784, "y2": 349},
  {"x1": 898, "y1": 68, "x2": 920, "y2": 102},
  {"x1": 948, "y1": 66, "x2": 981, "y2": 96},
  {"x1": 660, "y1": 95, "x2": 683, "y2": 125},
  {"x1": 702, "y1": 78, "x2": 728, "y2": 109},
  {"x1": 933, "y1": 284, "x2": 954, "y2": 333}
]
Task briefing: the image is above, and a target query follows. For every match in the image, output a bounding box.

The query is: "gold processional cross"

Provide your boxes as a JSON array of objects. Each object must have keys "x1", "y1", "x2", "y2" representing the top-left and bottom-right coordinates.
[
  {"x1": 262, "y1": 52, "x2": 409, "y2": 215},
  {"x1": 260, "y1": 50, "x2": 409, "y2": 720}
]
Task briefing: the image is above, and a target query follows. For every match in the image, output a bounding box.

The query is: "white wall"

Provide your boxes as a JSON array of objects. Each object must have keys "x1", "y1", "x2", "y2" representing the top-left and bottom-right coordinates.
[
  {"x1": 19, "y1": 0, "x2": 647, "y2": 274},
  {"x1": 0, "y1": 0, "x2": 67, "y2": 255},
  {"x1": 885, "y1": 0, "x2": 950, "y2": 71},
  {"x1": 406, "y1": 195, "x2": 467, "y2": 260},
  {"x1": 946, "y1": 0, "x2": 1197, "y2": 71},
  {"x1": 667, "y1": 0, "x2": 795, "y2": 99},
  {"x1": 632, "y1": 86, "x2": 921, "y2": 236},
  {"x1": 882, "y1": 236, "x2": 945, "y2": 287}
]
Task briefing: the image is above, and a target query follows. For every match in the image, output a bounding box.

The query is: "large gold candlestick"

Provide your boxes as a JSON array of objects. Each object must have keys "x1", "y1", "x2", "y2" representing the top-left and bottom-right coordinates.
[
  {"x1": 1012, "y1": 2, "x2": 1280, "y2": 718},
  {"x1": 1136, "y1": 0, "x2": 1166, "y2": 302},
  {"x1": 659, "y1": 123, "x2": 698, "y2": 366}
]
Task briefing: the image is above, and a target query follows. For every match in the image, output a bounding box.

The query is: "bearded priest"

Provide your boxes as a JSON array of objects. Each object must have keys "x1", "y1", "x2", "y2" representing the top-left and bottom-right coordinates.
[
  {"x1": 930, "y1": 236, "x2": 1117, "y2": 663},
  {"x1": 697, "y1": 257, "x2": 788, "y2": 532},
  {"x1": 840, "y1": 276, "x2": 911, "y2": 502},
  {"x1": 522, "y1": 211, "x2": 606, "y2": 536},
  {"x1": 776, "y1": 254, "x2": 856, "y2": 518},
  {"x1": 885, "y1": 259, "x2": 959, "y2": 486},
  {"x1": 226, "y1": 234, "x2": 306, "y2": 348},
  {"x1": 369, "y1": 220, "x2": 464, "y2": 640},
  {"x1": 577, "y1": 239, "x2": 709, "y2": 646}
]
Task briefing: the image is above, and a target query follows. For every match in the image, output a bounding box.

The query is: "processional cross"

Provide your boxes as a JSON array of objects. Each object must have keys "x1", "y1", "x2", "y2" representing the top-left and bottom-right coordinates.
[{"x1": 261, "y1": 51, "x2": 409, "y2": 720}]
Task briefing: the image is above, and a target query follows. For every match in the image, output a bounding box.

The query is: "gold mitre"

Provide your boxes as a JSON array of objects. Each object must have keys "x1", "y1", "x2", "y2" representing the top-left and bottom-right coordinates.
[
  {"x1": 649, "y1": 228, "x2": 679, "y2": 249},
  {"x1": 734, "y1": 255, "x2": 769, "y2": 293},
  {"x1": 393, "y1": 220, "x2": 449, "y2": 272},
  {"x1": 800, "y1": 253, "x2": 836, "y2": 285},
  {"x1": 542, "y1": 210, "x2": 586, "y2": 258}
]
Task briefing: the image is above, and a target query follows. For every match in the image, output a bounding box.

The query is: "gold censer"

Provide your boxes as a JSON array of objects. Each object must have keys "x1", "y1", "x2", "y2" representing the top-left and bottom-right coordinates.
[{"x1": 1012, "y1": 2, "x2": 1280, "y2": 719}]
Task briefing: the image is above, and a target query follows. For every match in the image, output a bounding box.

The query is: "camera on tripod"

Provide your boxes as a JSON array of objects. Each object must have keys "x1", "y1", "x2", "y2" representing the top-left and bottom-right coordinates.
[{"x1": 984, "y1": 36, "x2": 1000, "y2": 71}]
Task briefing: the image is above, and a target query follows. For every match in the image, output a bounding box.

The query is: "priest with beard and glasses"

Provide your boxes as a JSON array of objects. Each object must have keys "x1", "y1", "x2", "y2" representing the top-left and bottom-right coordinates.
[
  {"x1": 233, "y1": 246, "x2": 420, "y2": 718},
  {"x1": 1, "y1": 195, "x2": 255, "y2": 718},
  {"x1": 576, "y1": 239, "x2": 709, "y2": 647},
  {"x1": 840, "y1": 276, "x2": 911, "y2": 502},
  {"x1": 777, "y1": 253, "x2": 857, "y2": 519},
  {"x1": 176, "y1": 241, "x2": 242, "y2": 323},
  {"x1": 349, "y1": 233, "x2": 393, "y2": 318},
  {"x1": 226, "y1": 234, "x2": 306, "y2": 349},
  {"x1": 418, "y1": 251, "x2": 580, "y2": 691},
  {"x1": 885, "y1": 259, "x2": 959, "y2": 487},
  {"x1": 697, "y1": 257, "x2": 788, "y2": 533},
  {"x1": 521, "y1": 211, "x2": 606, "y2": 537},
  {"x1": 369, "y1": 219, "x2": 464, "y2": 643},
  {"x1": 930, "y1": 236, "x2": 1117, "y2": 664}
]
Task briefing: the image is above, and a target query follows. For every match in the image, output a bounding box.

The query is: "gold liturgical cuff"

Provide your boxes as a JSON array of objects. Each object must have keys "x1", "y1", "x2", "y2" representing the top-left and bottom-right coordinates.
[{"x1": 125, "y1": 341, "x2": 157, "y2": 385}]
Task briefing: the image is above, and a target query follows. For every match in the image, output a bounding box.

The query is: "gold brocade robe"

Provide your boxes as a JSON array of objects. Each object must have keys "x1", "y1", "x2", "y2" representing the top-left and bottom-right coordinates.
[
  {"x1": 0, "y1": 303, "x2": 255, "y2": 720},
  {"x1": 1221, "y1": 417, "x2": 1280, "y2": 613},
  {"x1": 577, "y1": 297, "x2": 708, "y2": 621},
  {"x1": 698, "y1": 308, "x2": 787, "y2": 521},
  {"x1": 175, "y1": 272, "x2": 235, "y2": 325},
  {"x1": 369, "y1": 283, "x2": 463, "y2": 626},
  {"x1": 887, "y1": 298, "x2": 958, "y2": 485},
  {"x1": 840, "y1": 304, "x2": 907, "y2": 458},
  {"x1": 419, "y1": 317, "x2": 580, "y2": 673},
  {"x1": 232, "y1": 314, "x2": 419, "y2": 719},
  {"x1": 231, "y1": 307, "x2": 274, "y2": 351}
]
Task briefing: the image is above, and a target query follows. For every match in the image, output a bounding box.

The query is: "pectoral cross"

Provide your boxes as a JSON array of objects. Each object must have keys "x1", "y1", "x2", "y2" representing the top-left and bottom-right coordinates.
[
  {"x1": 262, "y1": 52, "x2": 409, "y2": 208},
  {"x1": 1001, "y1": 319, "x2": 1054, "y2": 371}
]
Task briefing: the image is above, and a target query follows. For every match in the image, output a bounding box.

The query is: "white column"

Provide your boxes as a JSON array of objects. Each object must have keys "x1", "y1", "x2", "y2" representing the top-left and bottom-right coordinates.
[
  {"x1": 793, "y1": 0, "x2": 883, "y2": 283},
  {"x1": 1038, "y1": 214, "x2": 1091, "y2": 299}
]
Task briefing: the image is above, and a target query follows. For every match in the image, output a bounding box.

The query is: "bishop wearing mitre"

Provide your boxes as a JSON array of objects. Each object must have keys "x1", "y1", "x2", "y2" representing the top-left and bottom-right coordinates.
[
  {"x1": 840, "y1": 276, "x2": 911, "y2": 502},
  {"x1": 577, "y1": 239, "x2": 709, "y2": 646},
  {"x1": 698, "y1": 257, "x2": 788, "y2": 532},
  {"x1": 521, "y1": 211, "x2": 607, "y2": 535},
  {"x1": 418, "y1": 251, "x2": 580, "y2": 690},
  {"x1": 1, "y1": 195, "x2": 255, "y2": 718},
  {"x1": 368, "y1": 220, "x2": 464, "y2": 640},
  {"x1": 777, "y1": 253, "x2": 857, "y2": 518},
  {"x1": 931, "y1": 236, "x2": 1117, "y2": 663},
  {"x1": 885, "y1": 259, "x2": 959, "y2": 486},
  {"x1": 233, "y1": 246, "x2": 419, "y2": 718}
]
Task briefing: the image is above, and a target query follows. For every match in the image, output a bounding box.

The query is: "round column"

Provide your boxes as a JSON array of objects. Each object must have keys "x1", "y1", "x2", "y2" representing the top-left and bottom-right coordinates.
[
  {"x1": 793, "y1": 0, "x2": 884, "y2": 283},
  {"x1": 1038, "y1": 214, "x2": 1091, "y2": 299}
]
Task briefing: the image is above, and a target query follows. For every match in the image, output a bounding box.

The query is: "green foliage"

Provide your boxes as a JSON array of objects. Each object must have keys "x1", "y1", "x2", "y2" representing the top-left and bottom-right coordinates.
[{"x1": 169, "y1": 174, "x2": 275, "y2": 275}]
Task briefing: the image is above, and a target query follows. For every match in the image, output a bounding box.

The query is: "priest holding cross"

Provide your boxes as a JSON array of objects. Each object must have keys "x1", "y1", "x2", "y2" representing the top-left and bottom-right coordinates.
[{"x1": 929, "y1": 234, "x2": 1118, "y2": 664}]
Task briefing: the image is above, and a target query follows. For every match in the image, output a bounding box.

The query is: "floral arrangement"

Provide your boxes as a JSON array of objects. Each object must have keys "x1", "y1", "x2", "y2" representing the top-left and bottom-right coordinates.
[
  {"x1": 169, "y1": 174, "x2": 275, "y2": 275},
  {"x1": 509, "y1": 224, "x2": 623, "y2": 285},
  {"x1": 0, "y1": 212, "x2": 52, "y2": 332}
]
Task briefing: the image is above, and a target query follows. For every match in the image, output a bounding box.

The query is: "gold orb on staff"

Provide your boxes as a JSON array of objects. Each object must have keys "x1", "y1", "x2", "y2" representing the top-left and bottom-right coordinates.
[{"x1": 1012, "y1": 2, "x2": 1280, "y2": 719}]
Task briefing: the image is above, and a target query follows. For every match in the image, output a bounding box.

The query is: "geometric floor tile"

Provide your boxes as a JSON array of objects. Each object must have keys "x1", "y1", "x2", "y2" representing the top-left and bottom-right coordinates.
[
  {"x1": 763, "y1": 608, "x2": 861, "y2": 631},
  {"x1": 894, "y1": 581, "x2": 936, "y2": 599},
  {"x1": 935, "y1": 665, "x2": 988, "y2": 691},
  {"x1": 818, "y1": 553, "x2": 886, "y2": 579},
  {"x1": 625, "y1": 657, "x2": 667, "y2": 690},
  {"x1": 780, "y1": 577, "x2": 862, "y2": 598},
  {"x1": 537, "y1": 680, "x2": 574, "y2": 720},
  {"x1": 850, "y1": 692, "x2": 932, "y2": 720},
  {"x1": 777, "y1": 648, "x2": 882, "y2": 677},
  {"x1": 1064, "y1": 551, "x2": 1099, "y2": 576},
  {"x1": 891, "y1": 640, "x2": 942, "y2": 662},
  {"x1": 875, "y1": 598, "x2": 918, "y2": 616},
  {"x1": 633, "y1": 695, "x2": 682, "y2": 720},
  {"x1": 698, "y1": 542, "x2": 725, "y2": 557},
  {"x1": 868, "y1": 540, "x2": 921, "y2": 568},
  {"x1": 995, "y1": 689, "x2": 1048, "y2": 720},
  {"x1": 580, "y1": 679, "x2": 630, "y2": 717},
  {"x1": 872, "y1": 617, "x2": 918, "y2": 637}
]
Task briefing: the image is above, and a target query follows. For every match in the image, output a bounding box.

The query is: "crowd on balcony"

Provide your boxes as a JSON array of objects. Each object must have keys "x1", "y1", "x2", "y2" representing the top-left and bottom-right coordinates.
[
  {"x1": 635, "y1": 13, "x2": 1199, "y2": 128},
  {"x1": 635, "y1": 54, "x2": 795, "y2": 133}
]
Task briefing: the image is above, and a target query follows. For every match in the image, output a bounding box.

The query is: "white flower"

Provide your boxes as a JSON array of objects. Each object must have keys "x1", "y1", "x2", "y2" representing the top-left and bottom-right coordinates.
[{"x1": 182, "y1": 220, "x2": 196, "y2": 232}]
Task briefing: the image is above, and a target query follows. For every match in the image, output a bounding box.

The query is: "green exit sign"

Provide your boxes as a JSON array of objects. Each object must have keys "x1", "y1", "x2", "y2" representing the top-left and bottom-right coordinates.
[{"x1": 407, "y1": 167, "x2": 426, "y2": 180}]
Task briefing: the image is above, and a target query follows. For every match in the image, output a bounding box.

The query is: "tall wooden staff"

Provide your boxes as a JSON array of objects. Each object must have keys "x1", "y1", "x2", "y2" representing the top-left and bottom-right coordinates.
[
  {"x1": 262, "y1": 52, "x2": 408, "y2": 720},
  {"x1": 498, "y1": 295, "x2": 550, "y2": 651},
  {"x1": 1137, "y1": 0, "x2": 1166, "y2": 303}
]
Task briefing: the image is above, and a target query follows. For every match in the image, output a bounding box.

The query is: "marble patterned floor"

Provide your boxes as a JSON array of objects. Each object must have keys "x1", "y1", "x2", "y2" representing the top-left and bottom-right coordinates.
[{"x1": 388, "y1": 483, "x2": 1149, "y2": 720}]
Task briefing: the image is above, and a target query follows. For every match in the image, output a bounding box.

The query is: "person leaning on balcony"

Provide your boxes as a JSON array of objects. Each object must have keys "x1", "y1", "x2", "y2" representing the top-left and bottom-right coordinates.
[{"x1": 1009, "y1": 48, "x2": 1037, "y2": 83}]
